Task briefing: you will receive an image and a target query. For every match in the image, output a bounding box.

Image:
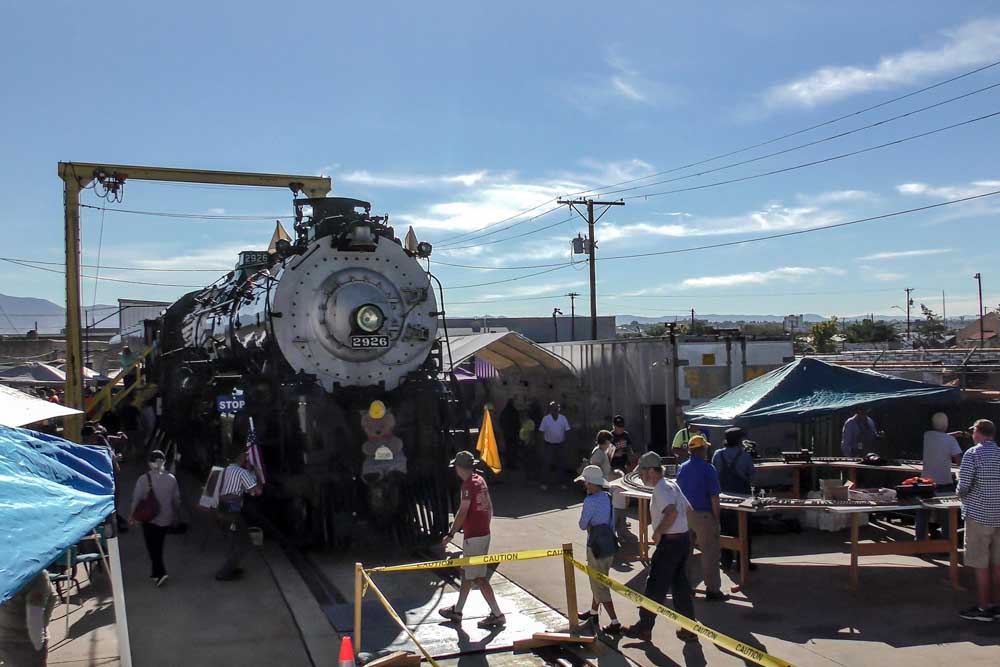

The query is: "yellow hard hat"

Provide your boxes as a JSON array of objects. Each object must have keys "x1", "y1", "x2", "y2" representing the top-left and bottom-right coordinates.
[{"x1": 368, "y1": 400, "x2": 387, "y2": 420}]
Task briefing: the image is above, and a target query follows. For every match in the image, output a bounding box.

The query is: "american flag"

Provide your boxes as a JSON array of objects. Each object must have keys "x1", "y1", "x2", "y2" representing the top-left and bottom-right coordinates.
[{"x1": 246, "y1": 418, "x2": 266, "y2": 484}]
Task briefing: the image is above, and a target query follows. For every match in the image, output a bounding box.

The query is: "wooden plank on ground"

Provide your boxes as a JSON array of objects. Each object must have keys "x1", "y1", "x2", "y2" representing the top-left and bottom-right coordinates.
[
  {"x1": 365, "y1": 651, "x2": 421, "y2": 667},
  {"x1": 532, "y1": 632, "x2": 595, "y2": 644}
]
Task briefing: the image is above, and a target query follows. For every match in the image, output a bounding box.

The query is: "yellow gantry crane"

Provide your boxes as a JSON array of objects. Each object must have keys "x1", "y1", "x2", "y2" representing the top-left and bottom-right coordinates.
[{"x1": 58, "y1": 162, "x2": 332, "y2": 441}]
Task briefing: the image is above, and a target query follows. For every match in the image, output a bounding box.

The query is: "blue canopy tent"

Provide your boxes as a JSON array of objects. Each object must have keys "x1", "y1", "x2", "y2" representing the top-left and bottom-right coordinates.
[
  {"x1": 0, "y1": 425, "x2": 114, "y2": 603},
  {"x1": 685, "y1": 357, "x2": 960, "y2": 428}
]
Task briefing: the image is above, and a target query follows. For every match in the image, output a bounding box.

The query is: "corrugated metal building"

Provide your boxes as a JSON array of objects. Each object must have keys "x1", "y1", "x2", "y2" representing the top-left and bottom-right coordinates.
[
  {"x1": 118, "y1": 299, "x2": 170, "y2": 345},
  {"x1": 542, "y1": 336, "x2": 794, "y2": 452}
]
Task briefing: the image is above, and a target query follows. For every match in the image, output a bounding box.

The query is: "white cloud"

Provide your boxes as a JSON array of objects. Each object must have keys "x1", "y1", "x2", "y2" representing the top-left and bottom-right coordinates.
[
  {"x1": 679, "y1": 267, "x2": 842, "y2": 289},
  {"x1": 126, "y1": 243, "x2": 258, "y2": 271},
  {"x1": 339, "y1": 170, "x2": 489, "y2": 189},
  {"x1": 598, "y1": 202, "x2": 845, "y2": 242},
  {"x1": 857, "y1": 249, "x2": 954, "y2": 261},
  {"x1": 869, "y1": 271, "x2": 906, "y2": 282},
  {"x1": 207, "y1": 207, "x2": 227, "y2": 215},
  {"x1": 797, "y1": 190, "x2": 874, "y2": 205},
  {"x1": 896, "y1": 179, "x2": 1000, "y2": 199},
  {"x1": 563, "y1": 46, "x2": 680, "y2": 110},
  {"x1": 763, "y1": 17, "x2": 1000, "y2": 109},
  {"x1": 481, "y1": 280, "x2": 587, "y2": 300}
]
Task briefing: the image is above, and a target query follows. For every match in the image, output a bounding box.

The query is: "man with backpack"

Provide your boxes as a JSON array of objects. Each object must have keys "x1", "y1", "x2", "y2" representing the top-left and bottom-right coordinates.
[{"x1": 575, "y1": 465, "x2": 621, "y2": 635}]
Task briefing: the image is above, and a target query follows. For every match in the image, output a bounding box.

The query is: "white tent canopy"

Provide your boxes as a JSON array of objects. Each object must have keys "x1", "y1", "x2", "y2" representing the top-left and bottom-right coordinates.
[
  {"x1": 442, "y1": 332, "x2": 575, "y2": 375},
  {"x1": 0, "y1": 384, "x2": 82, "y2": 427}
]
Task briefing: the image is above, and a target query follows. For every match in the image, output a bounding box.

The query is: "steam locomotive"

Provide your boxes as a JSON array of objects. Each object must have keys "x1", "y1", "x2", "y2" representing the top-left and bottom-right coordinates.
[{"x1": 148, "y1": 197, "x2": 457, "y2": 545}]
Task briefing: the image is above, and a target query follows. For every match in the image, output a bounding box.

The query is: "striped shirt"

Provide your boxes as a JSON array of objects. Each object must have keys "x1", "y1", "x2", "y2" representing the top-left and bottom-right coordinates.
[
  {"x1": 958, "y1": 440, "x2": 1000, "y2": 527},
  {"x1": 220, "y1": 464, "x2": 258, "y2": 497}
]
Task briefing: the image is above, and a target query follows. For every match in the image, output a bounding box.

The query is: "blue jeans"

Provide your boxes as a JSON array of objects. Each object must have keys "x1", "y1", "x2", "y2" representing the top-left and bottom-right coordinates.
[{"x1": 637, "y1": 533, "x2": 695, "y2": 630}]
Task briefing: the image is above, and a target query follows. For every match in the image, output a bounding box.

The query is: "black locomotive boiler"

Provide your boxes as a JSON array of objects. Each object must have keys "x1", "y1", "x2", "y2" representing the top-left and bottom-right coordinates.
[{"x1": 148, "y1": 197, "x2": 457, "y2": 545}]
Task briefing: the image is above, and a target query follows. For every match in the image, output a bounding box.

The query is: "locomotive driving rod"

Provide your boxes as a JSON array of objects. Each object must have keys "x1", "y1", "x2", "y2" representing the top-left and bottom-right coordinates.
[{"x1": 58, "y1": 162, "x2": 332, "y2": 442}]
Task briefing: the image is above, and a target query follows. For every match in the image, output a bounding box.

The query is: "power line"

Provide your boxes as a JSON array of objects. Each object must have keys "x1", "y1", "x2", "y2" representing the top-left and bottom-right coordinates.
[
  {"x1": 0, "y1": 258, "x2": 203, "y2": 288},
  {"x1": 79, "y1": 203, "x2": 292, "y2": 221},
  {"x1": 614, "y1": 110, "x2": 1000, "y2": 202},
  {"x1": 441, "y1": 264, "x2": 573, "y2": 290},
  {"x1": 436, "y1": 107, "x2": 1000, "y2": 256},
  {"x1": 594, "y1": 81, "x2": 1000, "y2": 199},
  {"x1": 0, "y1": 257, "x2": 226, "y2": 272},
  {"x1": 435, "y1": 190, "x2": 1000, "y2": 281},
  {"x1": 434, "y1": 58, "x2": 1000, "y2": 247}
]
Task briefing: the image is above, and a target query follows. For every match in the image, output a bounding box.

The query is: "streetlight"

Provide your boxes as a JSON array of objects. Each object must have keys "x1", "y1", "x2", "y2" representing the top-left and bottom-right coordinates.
[
  {"x1": 552, "y1": 308, "x2": 563, "y2": 342},
  {"x1": 974, "y1": 273, "x2": 984, "y2": 346}
]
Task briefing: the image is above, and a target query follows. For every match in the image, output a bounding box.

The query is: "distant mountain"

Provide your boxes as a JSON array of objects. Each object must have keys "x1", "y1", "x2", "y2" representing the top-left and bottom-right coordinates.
[
  {"x1": 616, "y1": 314, "x2": 827, "y2": 325},
  {"x1": 0, "y1": 293, "x2": 118, "y2": 334}
]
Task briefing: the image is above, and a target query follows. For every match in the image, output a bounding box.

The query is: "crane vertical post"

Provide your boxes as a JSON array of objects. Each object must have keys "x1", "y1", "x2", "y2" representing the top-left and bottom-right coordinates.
[{"x1": 63, "y1": 176, "x2": 85, "y2": 442}]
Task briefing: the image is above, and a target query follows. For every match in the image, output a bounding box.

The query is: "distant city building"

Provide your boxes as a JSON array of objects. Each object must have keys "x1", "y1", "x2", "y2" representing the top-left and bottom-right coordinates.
[
  {"x1": 783, "y1": 314, "x2": 807, "y2": 333},
  {"x1": 445, "y1": 316, "x2": 616, "y2": 343}
]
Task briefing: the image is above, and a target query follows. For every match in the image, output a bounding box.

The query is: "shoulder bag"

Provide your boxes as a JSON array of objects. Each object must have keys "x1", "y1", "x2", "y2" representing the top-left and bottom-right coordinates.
[
  {"x1": 131, "y1": 473, "x2": 161, "y2": 523},
  {"x1": 586, "y1": 492, "x2": 619, "y2": 559}
]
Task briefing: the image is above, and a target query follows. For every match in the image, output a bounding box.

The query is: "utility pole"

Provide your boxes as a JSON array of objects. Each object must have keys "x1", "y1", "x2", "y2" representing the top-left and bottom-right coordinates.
[
  {"x1": 690, "y1": 308, "x2": 695, "y2": 330},
  {"x1": 552, "y1": 307, "x2": 563, "y2": 343},
  {"x1": 566, "y1": 292, "x2": 580, "y2": 341},
  {"x1": 942, "y1": 290, "x2": 946, "y2": 330},
  {"x1": 904, "y1": 288, "x2": 914, "y2": 340},
  {"x1": 560, "y1": 197, "x2": 624, "y2": 340},
  {"x1": 974, "y1": 273, "x2": 984, "y2": 346}
]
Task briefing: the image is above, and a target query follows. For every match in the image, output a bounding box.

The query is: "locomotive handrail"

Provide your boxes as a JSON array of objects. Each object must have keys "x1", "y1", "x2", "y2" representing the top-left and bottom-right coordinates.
[{"x1": 85, "y1": 343, "x2": 156, "y2": 422}]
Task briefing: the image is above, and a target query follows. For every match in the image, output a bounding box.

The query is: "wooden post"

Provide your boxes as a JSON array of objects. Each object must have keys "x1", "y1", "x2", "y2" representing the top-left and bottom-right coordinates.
[
  {"x1": 638, "y1": 498, "x2": 650, "y2": 561},
  {"x1": 562, "y1": 544, "x2": 579, "y2": 633},
  {"x1": 738, "y1": 511, "x2": 750, "y2": 587},
  {"x1": 850, "y1": 513, "x2": 860, "y2": 591},
  {"x1": 354, "y1": 562, "x2": 363, "y2": 652}
]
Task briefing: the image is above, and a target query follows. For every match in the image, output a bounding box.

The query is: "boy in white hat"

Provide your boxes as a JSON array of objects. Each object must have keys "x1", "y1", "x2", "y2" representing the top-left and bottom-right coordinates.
[{"x1": 575, "y1": 465, "x2": 621, "y2": 634}]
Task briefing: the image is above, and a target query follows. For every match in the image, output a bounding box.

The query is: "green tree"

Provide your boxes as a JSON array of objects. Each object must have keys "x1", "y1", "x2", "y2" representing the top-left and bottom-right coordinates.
[
  {"x1": 845, "y1": 319, "x2": 899, "y2": 343},
  {"x1": 645, "y1": 323, "x2": 668, "y2": 337},
  {"x1": 915, "y1": 304, "x2": 947, "y2": 345},
  {"x1": 809, "y1": 319, "x2": 839, "y2": 353}
]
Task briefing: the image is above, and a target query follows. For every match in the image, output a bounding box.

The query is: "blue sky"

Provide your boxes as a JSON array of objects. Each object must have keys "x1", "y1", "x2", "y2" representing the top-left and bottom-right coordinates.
[{"x1": 2, "y1": 1, "x2": 999, "y2": 326}]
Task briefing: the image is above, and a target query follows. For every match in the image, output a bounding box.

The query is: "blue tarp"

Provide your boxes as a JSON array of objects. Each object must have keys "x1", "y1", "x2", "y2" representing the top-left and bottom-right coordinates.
[
  {"x1": 0, "y1": 425, "x2": 114, "y2": 603},
  {"x1": 685, "y1": 357, "x2": 960, "y2": 427}
]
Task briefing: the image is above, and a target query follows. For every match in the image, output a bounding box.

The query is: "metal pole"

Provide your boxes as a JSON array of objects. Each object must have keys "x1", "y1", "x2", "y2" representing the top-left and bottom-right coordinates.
[
  {"x1": 587, "y1": 201, "x2": 597, "y2": 340},
  {"x1": 975, "y1": 273, "x2": 984, "y2": 346},
  {"x1": 567, "y1": 292, "x2": 579, "y2": 341},
  {"x1": 942, "y1": 290, "x2": 947, "y2": 331},
  {"x1": 63, "y1": 178, "x2": 84, "y2": 442},
  {"x1": 905, "y1": 288, "x2": 914, "y2": 340},
  {"x1": 552, "y1": 308, "x2": 562, "y2": 342}
]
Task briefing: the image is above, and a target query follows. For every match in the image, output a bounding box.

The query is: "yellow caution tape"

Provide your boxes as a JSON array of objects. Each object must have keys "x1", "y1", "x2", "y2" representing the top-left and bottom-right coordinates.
[
  {"x1": 569, "y1": 557, "x2": 797, "y2": 667},
  {"x1": 366, "y1": 547, "x2": 565, "y2": 573},
  {"x1": 362, "y1": 571, "x2": 441, "y2": 667}
]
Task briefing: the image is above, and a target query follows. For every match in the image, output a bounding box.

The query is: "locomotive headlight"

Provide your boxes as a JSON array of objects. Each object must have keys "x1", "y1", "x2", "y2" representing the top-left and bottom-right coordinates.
[{"x1": 356, "y1": 304, "x2": 385, "y2": 332}]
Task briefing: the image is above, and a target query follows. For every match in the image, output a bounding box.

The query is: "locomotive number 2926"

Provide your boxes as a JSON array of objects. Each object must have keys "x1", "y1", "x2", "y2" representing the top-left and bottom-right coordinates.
[{"x1": 351, "y1": 335, "x2": 390, "y2": 349}]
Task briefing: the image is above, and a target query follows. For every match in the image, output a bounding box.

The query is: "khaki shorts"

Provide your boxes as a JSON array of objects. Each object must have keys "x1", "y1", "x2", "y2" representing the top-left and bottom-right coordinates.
[
  {"x1": 964, "y1": 518, "x2": 1000, "y2": 569},
  {"x1": 462, "y1": 535, "x2": 491, "y2": 580},
  {"x1": 586, "y1": 547, "x2": 613, "y2": 603}
]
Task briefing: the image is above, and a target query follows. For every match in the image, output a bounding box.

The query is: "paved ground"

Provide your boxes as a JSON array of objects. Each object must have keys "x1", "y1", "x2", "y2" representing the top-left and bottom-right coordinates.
[
  {"x1": 46, "y1": 561, "x2": 119, "y2": 666},
  {"x1": 482, "y1": 479, "x2": 999, "y2": 667},
  {"x1": 117, "y1": 463, "x2": 319, "y2": 666}
]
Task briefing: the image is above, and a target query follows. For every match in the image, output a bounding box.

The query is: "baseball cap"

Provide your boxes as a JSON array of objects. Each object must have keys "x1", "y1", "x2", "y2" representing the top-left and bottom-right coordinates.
[
  {"x1": 688, "y1": 435, "x2": 708, "y2": 450},
  {"x1": 575, "y1": 464, "x2": 609, "y2": 487},
  {"x1": 637, "y1": 451, "x2": 663, "y2": 469},
  {"x1": 149, "y1": 449, "x2": 166, "y2": 462},
  {"x1": 613, "y1": 415, "x2": 625, "y2": 426},
  {"x1": 449, "y1": 450, "x2": 479, "y2": 469},
  {"x1": 368, "y1": 400, "x2": 387, "y2": 420},
  {"x1": 969, "y1": 419, "x2": 996, "y2": 437}
]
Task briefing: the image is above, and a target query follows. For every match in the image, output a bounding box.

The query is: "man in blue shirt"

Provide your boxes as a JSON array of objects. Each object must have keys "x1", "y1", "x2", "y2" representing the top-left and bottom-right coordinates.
[
  {"x1": 677, "y1": 435, "x2": 725, "y2": 601},
  {"x1": 713, "y1": 427, "x2": 755, "y2": 572}
]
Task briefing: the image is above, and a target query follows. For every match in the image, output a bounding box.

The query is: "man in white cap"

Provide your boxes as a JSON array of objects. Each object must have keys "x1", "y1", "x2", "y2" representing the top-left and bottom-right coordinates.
[
  {"x1": 623, "y1": 452, "x2": 698, "y2": 644},
  {"x1": 574, "y1": 464, "x2": 621, "y2": 634},
  {"x1": 916, "y1": 412, "x2": 963, "y2": 540},
  {"x1": 439, "y1": 451, "x2": 506, "y2": 629}
]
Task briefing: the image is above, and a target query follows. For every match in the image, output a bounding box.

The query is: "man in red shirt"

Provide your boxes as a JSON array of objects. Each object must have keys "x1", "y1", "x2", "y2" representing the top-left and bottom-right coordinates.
[{"x1": 438, "y1": 450, "x2": 506, "y2": 629}]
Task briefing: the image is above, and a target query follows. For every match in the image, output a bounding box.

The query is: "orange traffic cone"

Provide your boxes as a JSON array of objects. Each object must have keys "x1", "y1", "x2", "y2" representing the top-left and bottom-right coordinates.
[{"x1": 339, "y1": 636, "x2": 356, "y2": 666}]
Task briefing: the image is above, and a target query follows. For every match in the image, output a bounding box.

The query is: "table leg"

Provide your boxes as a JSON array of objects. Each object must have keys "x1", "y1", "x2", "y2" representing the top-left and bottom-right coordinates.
[
  {"x1": 738, "y1": 511, "x2": 750, "y2": 588},
  {"x1": 850, "y1": 512, "x2": 860, "y2": 591},
  {"x1": 948, "y1": 506, "x2": 959, "y2": 590},
  {"x1": 792, "y1": 468, "x2": 801, "y2": 499},
  {"x1": 848, "y1": 468, "x2": 857, "y2": 485},
  {"x1": 639, "y1": 498, "x2": 649, "y2": 561}
]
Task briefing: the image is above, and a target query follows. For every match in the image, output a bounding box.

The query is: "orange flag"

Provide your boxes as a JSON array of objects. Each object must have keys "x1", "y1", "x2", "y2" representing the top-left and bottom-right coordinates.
[{"x1": 476, "y1": 407, "x2": 502, "y2": 474}]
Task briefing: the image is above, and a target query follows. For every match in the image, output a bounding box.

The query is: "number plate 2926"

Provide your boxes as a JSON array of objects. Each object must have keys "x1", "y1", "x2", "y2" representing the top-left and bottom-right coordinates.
[{"x1": 351, "y1": 335, "x2": 390, "y2": 349}]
